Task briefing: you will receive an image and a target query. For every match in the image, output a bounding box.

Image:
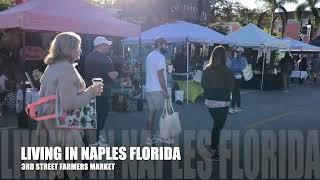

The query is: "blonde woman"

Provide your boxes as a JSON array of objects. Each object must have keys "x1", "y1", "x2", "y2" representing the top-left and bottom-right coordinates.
[{"x1": 38, "y1": 32, "x2": 103, "y2": 148}]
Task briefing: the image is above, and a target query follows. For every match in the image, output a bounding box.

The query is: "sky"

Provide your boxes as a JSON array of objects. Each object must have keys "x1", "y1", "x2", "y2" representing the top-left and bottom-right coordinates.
[{"x1": 235, "y1": 0, "x2": 305, "y2": 11}]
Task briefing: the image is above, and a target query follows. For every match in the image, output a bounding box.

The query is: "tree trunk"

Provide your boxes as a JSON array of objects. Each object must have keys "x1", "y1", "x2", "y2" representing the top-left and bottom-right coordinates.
[
  {"x1": 310, "y1": 26, "x2": 316, "y2": 42},
  {"x1": 270, "y1": 10, "x2": 275, "y2": 35}
]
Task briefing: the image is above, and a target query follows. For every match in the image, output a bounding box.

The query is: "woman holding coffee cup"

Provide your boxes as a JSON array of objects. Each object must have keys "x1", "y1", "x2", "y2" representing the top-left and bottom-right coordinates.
[{"x1": 38, "y1": 32, "x2": 103, "y2": 149}]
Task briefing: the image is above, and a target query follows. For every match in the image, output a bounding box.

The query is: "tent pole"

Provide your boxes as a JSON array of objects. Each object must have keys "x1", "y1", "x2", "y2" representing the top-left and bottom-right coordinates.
[
  {"x1": 138, "y1": 36, "x2": 143, "y2": 111},
  {"x1": 132, "y1": 45, "x2": 134, "y2": 71},
  {"x1": 186, "y1": 39, "x2": 189, "y2": 104},
  {"x1": 122, "y1": 43, "x2": 125, "y2": 60},
  {"x1": 261, "y1": 48, "x2": 266, "y2": 91}
]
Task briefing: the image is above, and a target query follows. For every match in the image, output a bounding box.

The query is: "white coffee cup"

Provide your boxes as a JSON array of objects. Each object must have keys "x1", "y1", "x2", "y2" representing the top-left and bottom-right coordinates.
[{"x1": 92, "y1": 78, "x2": 103, "y2": 86}]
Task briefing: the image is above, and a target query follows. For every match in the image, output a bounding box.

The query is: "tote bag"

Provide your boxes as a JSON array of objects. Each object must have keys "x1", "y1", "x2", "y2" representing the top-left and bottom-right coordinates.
[
  {"x1": 193, "y1": 70, "x2": 203, "y2": 83},
  {"x1": 242, "y1": 64, "x2": 253, "y2": 81},
  {"x1": 26, "y1": 95, "x2": 97, "y2": 130},
  {"x1": 159, "y1": 99, "x2": 181, "y2": 139}
]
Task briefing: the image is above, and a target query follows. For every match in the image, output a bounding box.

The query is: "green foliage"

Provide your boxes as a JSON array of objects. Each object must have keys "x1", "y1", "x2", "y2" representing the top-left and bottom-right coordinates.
[
  {"x1": 234, "y1": 5, "x2": 261, "y2": 26},
  {"x1": 0, "y1": 0, "x2": 10, "y2": 11},
  {"x1": 208, "y1": 0, "x2": 261, "y2": 26},
  {"x1": 207, "y1": 22, "x2": 229, "y2": 35},
  {"x1": 256, "y1": 0, "x2": 296, "y2": 36},
  {"x1": 294, "y1": 0, "x2": 320, "y2": 39}
]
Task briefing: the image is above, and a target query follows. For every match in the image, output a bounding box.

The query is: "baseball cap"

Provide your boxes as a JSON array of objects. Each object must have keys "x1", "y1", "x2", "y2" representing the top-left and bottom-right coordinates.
[
  {"x1": 93, "y1": 36, "x2": 112, "y2": 46},
  {"x1": 235, "y1": 47, "x2": 244, "y2": 52}
]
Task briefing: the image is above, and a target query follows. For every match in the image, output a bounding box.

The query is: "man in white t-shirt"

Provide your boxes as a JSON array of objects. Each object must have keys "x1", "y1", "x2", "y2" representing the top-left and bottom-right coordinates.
[{"x1": 145, "y1": 38, "x2": 169, "y2": 145}]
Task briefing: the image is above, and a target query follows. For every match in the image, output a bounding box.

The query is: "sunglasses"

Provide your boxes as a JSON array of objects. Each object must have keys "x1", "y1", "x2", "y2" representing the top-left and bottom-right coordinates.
[{"x1": 76, "y1": 49, "x2": 83, "y2": 55}]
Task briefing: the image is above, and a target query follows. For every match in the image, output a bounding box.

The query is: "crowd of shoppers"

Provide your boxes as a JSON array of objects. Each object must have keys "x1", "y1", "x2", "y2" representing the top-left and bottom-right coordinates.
[{"x1": 34, "y1": 32, "x2": 320, "y2": 168}]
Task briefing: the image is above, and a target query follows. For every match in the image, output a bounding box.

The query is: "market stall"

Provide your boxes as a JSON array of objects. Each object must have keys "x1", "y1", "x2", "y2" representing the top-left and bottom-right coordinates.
[
  {"x1": 0, "y1": 0, "x2": 140, "y2": 128},
  {"x1": 280, "y1": 38, "x2": 320, "y2": 82},
  {"x1": 123, "y1": 21, "x2": 233, "y2": 103},
  {"x1": 227, "y1": 23, "x2": 289, "y2": 90},
  {"x1": 0, "y1": 0, "x2": 140, "y2": 37},
  {"x1": 281, "y1": 38, "x2": 320, "y2": 52}
]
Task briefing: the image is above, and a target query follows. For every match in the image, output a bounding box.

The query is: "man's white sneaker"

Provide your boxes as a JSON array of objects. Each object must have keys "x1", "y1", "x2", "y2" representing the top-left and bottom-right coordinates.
[
  {"x1": 146, "y1": 136, "x2": 160, "y2": 146},
  {"x1": 99, "y1": 135, "x2": 107, "y2": 143},
  {"x1": 160, "y1": 137, "x2": 174, "y2": 145},
  {"x1": 90, "y1": 135, "x2": 108, "y2": 147},
  {"x1": 229, "y1": 108, "x2": 236, "y2": 114},
  {"x1": 234, "y1": 107, "x2": 243, "y2": 112},
  {"x1": 146, "y1": 137, "x2": 154, "y2": 146},
  {"x1": 89, "y1": 141, "x2": 109, "y2": 147},
  {"x1": 89, "y1": 141, "x2": 99, "y2": 147}
]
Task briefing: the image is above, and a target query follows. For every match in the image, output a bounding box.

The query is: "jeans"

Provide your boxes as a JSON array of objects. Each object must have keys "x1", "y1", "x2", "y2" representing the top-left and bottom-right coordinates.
[
  {"x1": 231, "y1": 79, "x2": 241, "y2": 108},
  {"x1": 208, "y1": 107, "x2": 229, "y2": 150},
  {"x1": 282, "y1": 73, "x2": 290, "y2": 90},
  {"x1": 96, "y1": 95, "x2": 109, "y2": 139}
]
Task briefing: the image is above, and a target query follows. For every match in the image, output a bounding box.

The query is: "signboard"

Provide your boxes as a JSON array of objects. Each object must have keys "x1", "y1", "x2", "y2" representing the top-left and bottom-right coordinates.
[{"x1": 170, "y1": 0, "x2": 209, "y2": 22}]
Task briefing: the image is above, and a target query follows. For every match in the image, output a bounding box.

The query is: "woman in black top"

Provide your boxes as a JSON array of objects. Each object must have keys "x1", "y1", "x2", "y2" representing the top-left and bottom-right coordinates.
[
  {"x1": 201, "y1": 46, "x2": 234, "y2": 161},
  {"x1": 298, "y1": 57, "x2": 309, "y2": 84}
]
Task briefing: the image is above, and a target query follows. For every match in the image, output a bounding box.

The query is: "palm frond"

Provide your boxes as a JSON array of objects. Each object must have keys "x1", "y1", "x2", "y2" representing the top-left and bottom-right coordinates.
[
  {"x1": 307, "y1": 0, "x2": 316, "y2": 7},
  {"x1": 257, "y1": 11, "x2": 268, "y2": 28},
  {"x1": 278, "y1": 6, "x2": 288, "y2": 25},
  {"x1": 259, "y1": 0, "x2": 276, "y2": 9},
  {"x1": 311, "y1": 7, "x2": 320, "y2": 27},
  {"x1": 276, "y1": 5, "x2": 288, "y2": 37},
  {"x1": 285, "y1": 0, "x2": 298, "y2": 3},
  {"x1": 295, "y1": 3, "x2": 307, "y2": 22}
]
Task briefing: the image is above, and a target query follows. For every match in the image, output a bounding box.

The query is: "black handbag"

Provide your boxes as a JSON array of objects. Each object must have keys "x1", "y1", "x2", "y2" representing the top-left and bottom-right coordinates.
[{"x1": 112, "y1": 93, "x2": 128, "y2": 112}]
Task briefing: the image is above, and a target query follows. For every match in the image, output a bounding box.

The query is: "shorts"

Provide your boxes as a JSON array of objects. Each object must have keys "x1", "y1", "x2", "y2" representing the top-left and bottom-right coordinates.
[{"x1": 146, "y1": 91, "x2": 165, "y2": 111}]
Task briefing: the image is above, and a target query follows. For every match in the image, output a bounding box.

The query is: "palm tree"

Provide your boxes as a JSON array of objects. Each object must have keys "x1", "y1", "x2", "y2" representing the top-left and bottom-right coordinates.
[
  {"x1": 258, "y1": 0, "x2": 297, "y2": 37},
  {"x1": 295, "y1": 0, "x2": 320, "y2": 40},
  {"x1": 0, "y1": 0, "x2": 11, "y2": 11}
]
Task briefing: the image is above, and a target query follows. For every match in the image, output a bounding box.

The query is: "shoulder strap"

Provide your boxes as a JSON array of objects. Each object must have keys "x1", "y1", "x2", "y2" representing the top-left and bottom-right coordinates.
[{"x1": 25, "y1": 95, "x2": 57, "y2": 121}]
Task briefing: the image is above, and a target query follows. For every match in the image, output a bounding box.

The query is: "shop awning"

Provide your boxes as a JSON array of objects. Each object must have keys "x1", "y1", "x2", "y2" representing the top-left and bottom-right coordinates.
[
  {"x1": 122, "y1": 21, "x2": 233, "y2": 45},
  {"x1": 0, "y1": 0, "x2": 140, "y2": 37}
]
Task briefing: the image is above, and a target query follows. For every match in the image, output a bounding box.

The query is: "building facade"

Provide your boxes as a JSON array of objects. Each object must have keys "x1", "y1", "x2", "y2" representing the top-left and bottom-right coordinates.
[
  {"x1": 113, "y1": 0, "x2": 211, "y2": 30},
  {"x1": 275, "y1": 11, "x2": 320, "y2": 42}
]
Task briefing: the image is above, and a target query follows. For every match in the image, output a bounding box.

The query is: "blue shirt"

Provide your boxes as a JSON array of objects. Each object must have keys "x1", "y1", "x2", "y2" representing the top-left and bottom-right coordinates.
[{"x1": 228, "y1": 56, "x2": 248, "y2": 74}]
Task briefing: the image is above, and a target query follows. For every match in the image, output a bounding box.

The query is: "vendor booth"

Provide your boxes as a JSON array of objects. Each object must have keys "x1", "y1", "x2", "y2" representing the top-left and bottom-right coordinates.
[
  {"x1": 0, "y1": 0, "x2": 140, "y2": 128},
  {"x1": 281, "y1": 38, "x2": 320, "y2": 52},
  {"x1": 123, "y1": 21, "x2": 233, "y2": 103},
  {"x1": 0, "y1": 0, "x2": 139, "y2": 36},
  {"x1": 281, "y1": 38, "x2": 320, "y2": 81},
  {"x1": 227, "y1": 23, "x2": 289, "y2": 90}
]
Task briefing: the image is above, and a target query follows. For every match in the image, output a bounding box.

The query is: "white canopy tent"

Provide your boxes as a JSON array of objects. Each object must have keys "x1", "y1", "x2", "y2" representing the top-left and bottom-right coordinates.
[
  {"x1": 227, "y1": 23, "x2": 288, "y2": 49},
  {"x1": 123, "y1": 21, "x2": 233, "y2": 103},
  {"x1": 122, "y1": 21, "x2": 232, "y2": 45},
  {"x1": 280, "y1": 38, "x2": 320, "y2": 52},
  {"x1": 227, "y1": 23, "x2": 289, "y2": 90}
]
